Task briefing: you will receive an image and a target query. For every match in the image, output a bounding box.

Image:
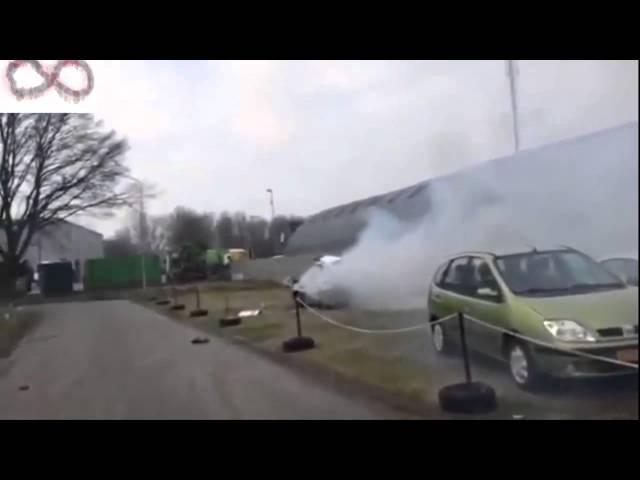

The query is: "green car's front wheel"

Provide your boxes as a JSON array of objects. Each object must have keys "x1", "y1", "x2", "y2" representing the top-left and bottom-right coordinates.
[{"x1": 507, "y1": 340, "x2": 545, "y2": 391}]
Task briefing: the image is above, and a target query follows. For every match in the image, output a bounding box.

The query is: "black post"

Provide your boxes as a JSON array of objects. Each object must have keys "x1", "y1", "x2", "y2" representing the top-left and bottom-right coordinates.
[
  {"x1": 190, "y1": 286, "x2": 208, "y2": 317},
  {"x1": 168, "y1": 281, "x2": 185, "y2": 311},
  {"x1": 282, "y1": 289, "x2": 315, "y2": 353},
  {"x1": 295, "y1": 293, "x2": 302, "y2": 337},
  {"x1": 458, "y1": 312, "x2": 472, "y2": 383}
]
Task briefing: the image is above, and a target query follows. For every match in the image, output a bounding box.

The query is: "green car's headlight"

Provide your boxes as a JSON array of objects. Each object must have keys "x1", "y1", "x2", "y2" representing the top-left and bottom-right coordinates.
[{"x1": 543, "y1": 319, "x2": 596, "y2": 342}]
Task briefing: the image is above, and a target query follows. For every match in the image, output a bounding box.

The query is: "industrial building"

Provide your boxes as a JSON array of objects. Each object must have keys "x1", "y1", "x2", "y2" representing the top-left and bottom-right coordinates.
[
  {"x1": 284, "y1": 122, "x2": 639, "y2": 257},
  {"x1": 232, "y1": 122, "x2": 638, "y2": 283},
  {"x1": 1, "y1": 219, "x2": 104, "y2": 282}
]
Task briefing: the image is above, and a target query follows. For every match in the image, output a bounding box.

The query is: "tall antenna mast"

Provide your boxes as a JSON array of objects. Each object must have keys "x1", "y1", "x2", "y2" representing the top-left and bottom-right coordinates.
[{"x1": 506, "y1": 60, "x2": 521, "y2": 152}]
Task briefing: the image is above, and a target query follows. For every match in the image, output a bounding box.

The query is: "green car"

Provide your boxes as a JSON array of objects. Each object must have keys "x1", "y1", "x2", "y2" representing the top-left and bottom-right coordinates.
[{"x1": 427, "y1": 246, "x2": 638, "y2": 390}]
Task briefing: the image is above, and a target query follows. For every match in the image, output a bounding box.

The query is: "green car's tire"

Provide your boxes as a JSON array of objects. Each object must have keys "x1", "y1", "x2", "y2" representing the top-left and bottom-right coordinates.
[
  {"x1": 439, "y1": 382, "x2": 498, "y2": 414},
  {"x1": 430, "y1": 317, "x2": 455, "y2": 355},
  {"x1": 507, "y1": 339, "x2": 545, "y2": 391}
]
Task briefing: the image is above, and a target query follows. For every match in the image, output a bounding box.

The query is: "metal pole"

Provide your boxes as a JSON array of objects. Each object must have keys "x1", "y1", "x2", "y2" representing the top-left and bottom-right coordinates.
[
  {"x1": 458, "y1": 312, "x2": 472, "y2": 383},
  {"x1": 266, "y1": 189, "x2": 275, "y2": 220},
  {"x1": 139, "y1": 182, "x2": 147, "y2": 290},
  {"x1": 294, "y1": 292, "x2": 302, "y2": 337},
  {"x1": 506, "y1": 60, "x2": 521, "y2": 152},
  {"x1": 195, "y1": 287, "x2": 201, "y2": 310},
  {"x1": 123, "y1": 175, "x2": 147, "y2": 291}
]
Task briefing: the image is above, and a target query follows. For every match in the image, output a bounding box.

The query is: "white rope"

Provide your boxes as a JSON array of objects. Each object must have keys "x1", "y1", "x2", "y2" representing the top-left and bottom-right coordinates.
[
  {"x1": 462, "y1": 314, "x2": 638, "y2": 370},
  {"x1": 297, "y1": 298, "x2": 638, "y2": 369},
  {"x1": 297, "y1": 297, "x2": 454, "y2": 334}
]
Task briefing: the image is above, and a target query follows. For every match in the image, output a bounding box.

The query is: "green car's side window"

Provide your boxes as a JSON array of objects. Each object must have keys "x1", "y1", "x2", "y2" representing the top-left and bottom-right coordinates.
[
  {"x1": 441, "y1": 257, "x2": 472, "y2": 294},
  {"x1": 434, "y1": 261, "x2": 450, "y2": 287},
  {"x1": 469, "y1": 257, "x2": 503, "y2": 302}
]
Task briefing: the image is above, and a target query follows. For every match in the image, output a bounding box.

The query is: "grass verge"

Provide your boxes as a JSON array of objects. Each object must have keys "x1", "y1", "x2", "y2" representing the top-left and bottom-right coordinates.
[
  {"x1": 0, "y1": 307, "x2": 42, "y2": 358},
  {"x1": 132, "y1": 282, "x2": 637, "y2": 419}
]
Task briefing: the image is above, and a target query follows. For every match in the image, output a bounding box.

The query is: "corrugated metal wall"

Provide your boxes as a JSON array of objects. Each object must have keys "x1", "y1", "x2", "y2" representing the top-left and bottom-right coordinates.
[{"x1": 285, "y1": 122, "x2": 639, "y2": 257}]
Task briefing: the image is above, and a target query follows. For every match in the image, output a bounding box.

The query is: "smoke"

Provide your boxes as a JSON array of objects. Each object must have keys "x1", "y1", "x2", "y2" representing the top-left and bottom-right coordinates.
[{"x1": 298, "y1": 124, "x2": 639, "y2": 311}]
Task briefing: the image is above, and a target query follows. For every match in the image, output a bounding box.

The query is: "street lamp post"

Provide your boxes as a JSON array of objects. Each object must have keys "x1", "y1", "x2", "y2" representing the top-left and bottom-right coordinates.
[
  {"x1": 266, "y1": 188, "x2": 277, "y2": 254},
  {"x1": 124, "y1": 175, "x2": 147, "y2": 291},
  {"x1": 266, "y1": 188, "x2": 276, "y2": 220}
]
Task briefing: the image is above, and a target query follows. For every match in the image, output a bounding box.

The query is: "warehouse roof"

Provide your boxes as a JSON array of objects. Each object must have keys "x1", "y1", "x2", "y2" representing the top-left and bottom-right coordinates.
[{"x1": 285, "y1": 121, "x2": 639, "y2": 256}]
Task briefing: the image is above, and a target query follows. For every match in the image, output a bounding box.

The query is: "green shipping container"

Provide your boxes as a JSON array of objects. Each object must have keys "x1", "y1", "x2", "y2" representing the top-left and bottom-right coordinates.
[
  {"x1": 38, "y1": 261, "x2": 74, "y2": 296},
  {"x1": 84, "y1": 255, "x2": 163, "y2": 291}
]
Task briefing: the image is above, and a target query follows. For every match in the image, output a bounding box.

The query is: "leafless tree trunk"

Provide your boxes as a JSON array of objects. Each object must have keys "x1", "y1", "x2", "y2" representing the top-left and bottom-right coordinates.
[{"x1": 0, "y1": 113, "x2": 133, "y2": 291}]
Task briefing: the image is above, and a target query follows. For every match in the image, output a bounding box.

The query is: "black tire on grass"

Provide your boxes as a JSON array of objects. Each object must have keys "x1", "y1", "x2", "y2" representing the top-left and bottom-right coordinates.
[
  {"x1": 219, "y1": 317, "x2": 241, "y2": 327},
  {"x1": 170, "y1": 304, "x2": 185, "y2": 311},
  {"x1": 189, "y1": 309, "x2": 209, "y2": 318},
  {"x1": 156, "y1": 300, "x2": 170, "y2": 306},
  {"x1": 282, "y1": 336, "x2": 316, "y2": 353},
  {"x1": 438, "y1": 382, "x2": 498, "y2": 414}
]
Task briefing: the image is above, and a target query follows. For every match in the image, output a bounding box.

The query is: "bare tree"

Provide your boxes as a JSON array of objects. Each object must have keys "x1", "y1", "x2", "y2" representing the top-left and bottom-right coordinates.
[
  {"x1": 0, "y1": 113, "x2": 133, "y2": 288},
  {"x1": 214, "y1": 212, "x2": 234, "y2": 249},
  {"x1": 104, "y1": 227, "x2": 138, "y2": 258},
  {"x1": 166, "y1": 206, "x2": 215, "y2": 251},
  {"x1": 126, "y1": 209, "x2": 169, "y2": 256}
]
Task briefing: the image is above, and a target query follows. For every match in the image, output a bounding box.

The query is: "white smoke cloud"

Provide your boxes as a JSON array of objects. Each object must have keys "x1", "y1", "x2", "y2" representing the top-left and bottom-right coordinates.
[{"x1": 298, "y1": 124, "x2": 639, "y2": 311}]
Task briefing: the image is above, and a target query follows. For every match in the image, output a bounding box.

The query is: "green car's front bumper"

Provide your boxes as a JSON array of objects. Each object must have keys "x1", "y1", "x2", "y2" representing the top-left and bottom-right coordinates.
[{"x1": 532, "y1": 339, "x2": 638, "y2": 378}]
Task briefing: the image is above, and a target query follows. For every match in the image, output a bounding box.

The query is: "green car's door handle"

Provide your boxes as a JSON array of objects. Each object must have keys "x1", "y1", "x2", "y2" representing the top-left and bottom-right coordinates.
[{"x1": 433, "y1": 294, "x2": 443, "y2": 302}]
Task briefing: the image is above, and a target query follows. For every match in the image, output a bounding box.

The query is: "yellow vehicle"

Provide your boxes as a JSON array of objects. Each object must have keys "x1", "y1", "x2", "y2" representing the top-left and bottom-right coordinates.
[{"x1": 227, "y1": 249, "x2": 249, "y2": 262}]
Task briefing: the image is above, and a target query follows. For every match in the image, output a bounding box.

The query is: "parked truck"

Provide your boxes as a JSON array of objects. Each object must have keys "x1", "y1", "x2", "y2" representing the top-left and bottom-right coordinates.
[{"x1": 166, "y1": 245, "x2": 232, "y2": 283}]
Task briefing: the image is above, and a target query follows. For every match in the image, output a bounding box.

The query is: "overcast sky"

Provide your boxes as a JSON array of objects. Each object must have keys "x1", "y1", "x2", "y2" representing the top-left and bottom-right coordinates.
[{"x1": 75, "y1": 60, "x2": 638, "y2": 237}]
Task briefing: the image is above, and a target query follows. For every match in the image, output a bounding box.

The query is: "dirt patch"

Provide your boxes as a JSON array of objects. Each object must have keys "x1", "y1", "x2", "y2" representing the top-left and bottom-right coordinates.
[{"x1": 0, "y1": 307, "x2": 42, "y2": 358}]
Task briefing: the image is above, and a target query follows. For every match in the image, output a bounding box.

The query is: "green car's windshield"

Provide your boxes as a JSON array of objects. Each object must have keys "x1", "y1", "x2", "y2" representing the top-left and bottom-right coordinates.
[
  {"x1": 601, "y1": 258, "x2": 639, "y2": 286},
  {"x1": 494, "y1": 250, "x2": 627, "y2": 296}
]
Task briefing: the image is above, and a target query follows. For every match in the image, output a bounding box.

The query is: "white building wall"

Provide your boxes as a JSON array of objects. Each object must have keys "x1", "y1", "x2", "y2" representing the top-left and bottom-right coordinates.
[{"x1": 1, "y1": 221, "x2": 104, "y2": 279}]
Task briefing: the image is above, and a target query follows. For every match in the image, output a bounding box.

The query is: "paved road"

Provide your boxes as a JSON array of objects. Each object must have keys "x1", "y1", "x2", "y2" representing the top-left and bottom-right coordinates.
[{"x1": 0, "y1": 300, "x2": 405, "y2": 419}]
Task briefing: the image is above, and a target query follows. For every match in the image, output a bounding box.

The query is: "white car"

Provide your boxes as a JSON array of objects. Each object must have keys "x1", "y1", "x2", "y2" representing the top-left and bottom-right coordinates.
[
  {"x1": 292, "y1": 255, "x2": 350, "y2": 309},
  {"x1": 599, "y1": 255, "x2": 638, "y2": 286}
]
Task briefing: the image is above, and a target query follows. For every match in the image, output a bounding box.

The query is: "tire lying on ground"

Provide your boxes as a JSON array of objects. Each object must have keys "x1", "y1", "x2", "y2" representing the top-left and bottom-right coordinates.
[
  {"x1": 438, "y1": 382, "x2": 498, "y2": 414},
  {"x1": 282, "y1": 336, "x2": 315, "y2": 353},
  {"x1": 219, "y1": 316, "x2": 241, "y2": 327}
]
